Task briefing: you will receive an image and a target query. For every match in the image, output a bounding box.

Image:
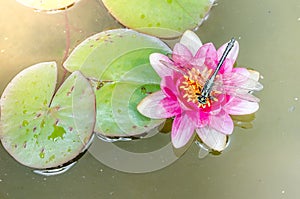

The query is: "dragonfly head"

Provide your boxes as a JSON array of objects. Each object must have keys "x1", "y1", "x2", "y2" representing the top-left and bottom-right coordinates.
[{"x1": 198, "y1": 95, "x2": 208, "y2": 104}]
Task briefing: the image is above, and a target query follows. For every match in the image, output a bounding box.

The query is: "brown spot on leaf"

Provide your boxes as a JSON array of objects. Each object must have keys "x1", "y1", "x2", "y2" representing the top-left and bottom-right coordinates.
[
  {"x1": 55, "y1": 106, "x2": 60, "y2": 111},
  {"x1": 96, "y1": 82, "x2": 104, "y2": 90},
  {"x1": 67, "y1": 86, "x2": 75, "y2": 96},
  {"x1": 141, "y1": 86, "x2": 147, "y2": 94}
]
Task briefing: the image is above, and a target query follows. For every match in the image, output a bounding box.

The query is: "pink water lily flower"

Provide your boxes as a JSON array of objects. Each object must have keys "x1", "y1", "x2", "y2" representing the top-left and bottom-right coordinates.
[{"x1": 138, "y1": 31, "x2": 262, "y2": 151}]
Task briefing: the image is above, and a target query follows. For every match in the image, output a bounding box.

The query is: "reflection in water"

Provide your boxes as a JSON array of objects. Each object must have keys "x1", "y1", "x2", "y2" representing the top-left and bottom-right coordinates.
[
  {"x1": 16, "y1": 0, "x2": 78, "y2": 13},
  {"x1": 34, "y1": 3, "x2": 77, "y2": 14},
  {"x1": 196, "y1": 140, "x2": 210, "y2": 159},
  {"x1": 33, "y1": 161, "x2": 77, "y2": 176},
  {"x1": 0, "y1": 0, "x2": 121, "y2": 94},
  {"x1": 231, "y1": 113, "x2": 256, "y2": 129},
  {"x1": 88, "y1": 132, "x2": 190, "y2": 174},
  {"x1": 95, "y1": 117, "x2": 165, "y2": 142},
  {"x1": 0, "y1": 192, "x2": 8, "y2": 199},
  {"x1": 195, "y1": 135, "x2": 231, "y2": 159}
]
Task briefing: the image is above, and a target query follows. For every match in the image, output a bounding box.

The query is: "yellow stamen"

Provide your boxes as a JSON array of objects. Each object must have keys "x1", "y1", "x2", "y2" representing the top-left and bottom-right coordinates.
[{"x1": 178, "y1": 66, "x2": 221, "y2": 109}]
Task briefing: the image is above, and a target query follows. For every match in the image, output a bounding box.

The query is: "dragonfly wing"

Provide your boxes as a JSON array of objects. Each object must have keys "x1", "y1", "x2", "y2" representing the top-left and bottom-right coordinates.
[
  {"x1": 226, "y1": 87, "x2": 261, "y2": 102},
  {"x1": 159, "y1": 60, "x2": 187, "y2": 75},
  {"x1": 211, "y1": 72, "x2": 262, "y2": 103},
  {"x1": 221, "y1": 71, "x2": 263, "y2": 92},
  {"x1": 159, "y1": 59, "x2": 210, "y2": 89},
  {"x1": 165, "y1": 53, "x2": 207, "y2": 73}
]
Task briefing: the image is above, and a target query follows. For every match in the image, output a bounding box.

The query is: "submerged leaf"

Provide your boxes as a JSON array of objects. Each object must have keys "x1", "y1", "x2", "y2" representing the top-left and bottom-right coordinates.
[
  {"x1": 0, "y1": 62, "x2": 95, "y2": 169},
  {"x1": 64, "y1": 29, "x2": 171, "y2": 137},
  {"x1": 102, "y1": 0, "x2": 214, "y2": 38}
]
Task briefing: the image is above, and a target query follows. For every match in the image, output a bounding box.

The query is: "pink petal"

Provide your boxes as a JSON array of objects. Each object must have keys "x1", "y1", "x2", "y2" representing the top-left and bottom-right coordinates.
[
  {"x1": 199, "y1": 111, "x2": 210, "y2": 126},
  {"x1": 217, "y1": 40, "x2": 239, "y2": 63},
  {"x1": 209, "y1": 111, "x2": 234, "y2": 135},
  {"x1": 215, "y1": 40, "x2": 239, "y2": 73},
  {"x1": 195, "y1": 43, "x2": 217, "y2": 58},
  {"x1": 179, "y1": 30, "x2": 202, "y2": 56},
  {"x1": 223, "y1": 97, "x2": 259, "y2": 115},
  {"x1": 137, "y1": 91, "x2": 180, "y2": 119},
  {"x1": 219, "y1": 59, "x2": 234, "y2": 74},
  {"x1": 194, "y1": 43, "x2": 218, "y2": 69},
  {"x1": 232, "y1": 67, "x2": 250, "y2": 77},
  {"x1": 196, "y1": 127, "x2": 228, "y2": 151},
  {"x1": 172, "y1": 43, "x2": 193, "y2": 65},
  {"x1": 149, "y1": 53, "x2": 173, "y2": 78},
  {"x1": 161, "y1": 76, "x2": 178, "y2": 98},
  {"x1": 171, "y1": 112, "x2": 196, "y2": 148}
]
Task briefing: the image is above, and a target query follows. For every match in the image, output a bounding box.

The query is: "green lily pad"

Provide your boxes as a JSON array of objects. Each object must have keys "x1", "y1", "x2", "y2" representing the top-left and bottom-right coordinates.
[
  {"x1": 16, "y1": 0, "x2": 77, "y2": 11},
  {"x1": 102, "y1": 0, "x2": 214, "y2": 38},
  {"x1": 64, "y1": 29, "x2": 171, "y2": 137},
  {"x1": 0, "y1": 62, "x2": 95, "y2": 169}
]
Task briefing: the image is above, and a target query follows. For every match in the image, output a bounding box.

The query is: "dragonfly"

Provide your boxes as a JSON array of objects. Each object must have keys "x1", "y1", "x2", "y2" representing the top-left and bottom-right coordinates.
[
  {"x1": 160, "y1": 38, "x2": 263, "y2": 106},
  {"x1": 197, "y1": 38, "x2": 235, "y2": 104}
]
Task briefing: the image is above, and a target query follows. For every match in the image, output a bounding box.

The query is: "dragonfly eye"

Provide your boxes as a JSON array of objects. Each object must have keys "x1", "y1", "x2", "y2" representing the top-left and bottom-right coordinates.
[{"x1": 198, "y1": 96, "x2": 207, "y2": 104}]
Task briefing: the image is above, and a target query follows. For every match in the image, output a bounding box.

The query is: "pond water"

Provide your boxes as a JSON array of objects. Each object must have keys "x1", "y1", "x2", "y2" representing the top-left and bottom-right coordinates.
[{"x1": 1, "y1": 0, "x2": 300, "y2": 198}]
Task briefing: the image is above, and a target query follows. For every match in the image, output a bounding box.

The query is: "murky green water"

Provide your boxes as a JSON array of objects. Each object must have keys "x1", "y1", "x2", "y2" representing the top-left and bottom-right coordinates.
[{"x1": 1, "y1": 0, "x2": 300, "y2": 198}]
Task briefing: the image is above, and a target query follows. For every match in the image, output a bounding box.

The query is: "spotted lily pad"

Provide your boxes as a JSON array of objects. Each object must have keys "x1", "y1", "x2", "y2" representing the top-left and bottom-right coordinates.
[
  {"x1": 102, "y1": 0, "x2": 214, "y2": 38},
  {"x1": 16, "y1": 0, "x2": 77, "y2": 11},
  {"x1": 64, "y1": 29, "x2": 171, "y2": 137},
  {"x1": 0, "y1": 62, "x2": 95, "y2": 169}
]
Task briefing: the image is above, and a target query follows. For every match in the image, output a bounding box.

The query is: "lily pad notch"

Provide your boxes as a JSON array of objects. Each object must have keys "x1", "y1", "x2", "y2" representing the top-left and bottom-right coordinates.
[
  {"x1": 0, "y1": 62, "x2": 96, "y2": 169},
  {"x1": 63, "y1": 29, "x2": 172, "y2": 139}
]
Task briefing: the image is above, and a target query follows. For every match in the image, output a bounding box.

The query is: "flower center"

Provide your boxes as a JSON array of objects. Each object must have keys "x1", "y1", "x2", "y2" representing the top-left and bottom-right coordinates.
[{"x1": 179, "y1": 67, "x2": 220, "y2": 109}]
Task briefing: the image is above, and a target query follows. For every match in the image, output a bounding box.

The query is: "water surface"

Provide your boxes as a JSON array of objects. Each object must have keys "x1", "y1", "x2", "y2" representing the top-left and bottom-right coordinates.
[{"x1": 1, "y1": 0, "x2": 300, "y2": 198}]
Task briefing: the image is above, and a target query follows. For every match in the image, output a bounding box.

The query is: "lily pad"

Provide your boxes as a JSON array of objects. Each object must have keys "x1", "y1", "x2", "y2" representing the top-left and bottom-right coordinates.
[
  {"x1": 102, "y1": 0, "x2": 214, "y2": 38},
  {"x1": 0, "y1": 62, "x2": 95, "y2": 169},
  {"x1": 64, "y1": 29, "x2": 171, "y2": 137},
  {"x1": 16, "y1": 0, "x2": 77, "y2": 11}
]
